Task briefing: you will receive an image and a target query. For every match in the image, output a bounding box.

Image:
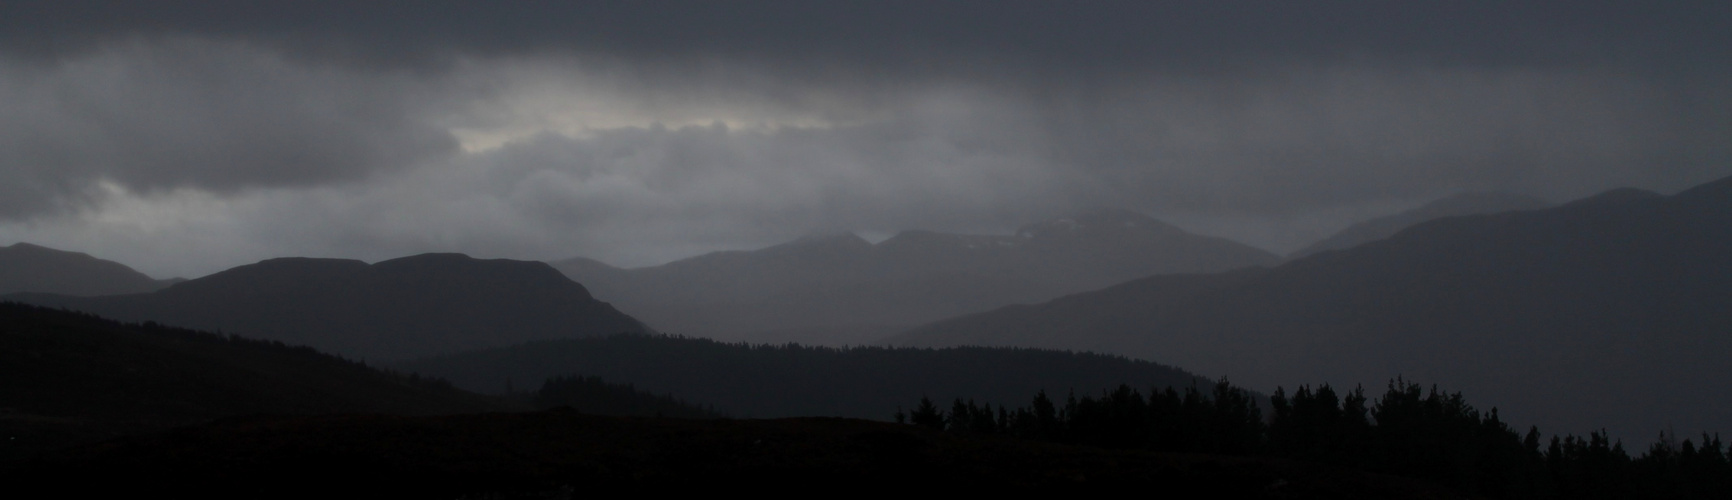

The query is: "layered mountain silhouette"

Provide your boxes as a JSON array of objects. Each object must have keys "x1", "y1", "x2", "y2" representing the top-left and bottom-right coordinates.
[
  {"x1": 0, "y1": 243, "x2": 178, "y2": 296},
  {"x1": 0, "y1": 303, "x2": 500, "y2": 460},
  {"x1": 889, "y1": 175, "x2": 1732, "y2": 442},
  {"x1": 552, "y1": 209, "x2": 1278, "y2": 344},
  {"x1": 397, "y1": 333, "x2": 1218, "y2": 419},
  {"x1": 5, "y1": 253, "x2": 646, "y2": 360},
  {"x1": 1289, "y1": 192, "x2": 1552, "y2": 259}
]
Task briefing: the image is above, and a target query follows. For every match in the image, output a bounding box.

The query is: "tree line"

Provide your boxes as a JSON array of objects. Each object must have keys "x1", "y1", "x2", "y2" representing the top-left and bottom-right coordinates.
[
  {"x1": 899, "y1": 378, "x2": 1729, "y2": 499},
  {"x1": 400, "y1": 333, "x2": 1210, "y2": 419}
]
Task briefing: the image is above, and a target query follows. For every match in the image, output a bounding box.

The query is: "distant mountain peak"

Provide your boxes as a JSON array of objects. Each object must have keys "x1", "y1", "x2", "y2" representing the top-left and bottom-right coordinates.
[
  {"x1": 382, "y1": 252, "x2": 474, "y2": 262},
  {"x1": 759, "y1": 231, "x2": 874, "y2": 257},
  {"x1": 370, "y1": 252, "x2": 529, "y2": 271},
  {"x1": 0, "y1": 242, "x2": 173, "y2": 296},
  {"x1": 550, "y1": 256, "x2": 622, "y2": 272},
  {"x1": 1016, "y1": 209, "x2": 1180, "y2": 239},
  {"x1": 7, "y1": 241, "x2": 60, "y2": 252},
  {"x1": 4, "y1": 242, "x2": 101, "y2": 261},
  {"x1": 7, "y1": 252, "x2": 647, "y2": 360},
  {"x1": 545, "y1": 208, "x2": 1276, "y2": 342},
  {"x1": 1559, "y1": 187, "x2": 1663, "y2": 208},
  {"x1": 1412, "y1": 192, "x2": 1549, "y2": 215},
  {"x1": 250, "y1": 256, "x2": 370, "y2": 267},
  {"x1": 1671, "y1": 173, "x2": 1732, "y2": 211},
  {"x1": 787, "y1": 231, "x2": 871, "y2": 247},
  {"x1": 877, "y1": 229, "x2": 1022, "y2": 250}
]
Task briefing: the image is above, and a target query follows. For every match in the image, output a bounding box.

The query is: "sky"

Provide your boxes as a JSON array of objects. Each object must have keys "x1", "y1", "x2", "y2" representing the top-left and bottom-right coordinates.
[{"x1": 1, "y1": 1, "x2": 1729, "y2": 279}]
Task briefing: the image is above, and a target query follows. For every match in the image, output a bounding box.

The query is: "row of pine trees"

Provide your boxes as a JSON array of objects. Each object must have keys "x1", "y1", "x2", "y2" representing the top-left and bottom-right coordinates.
[{"x1": 899, "y1": 379, "x2": 1728, "y2": 499}]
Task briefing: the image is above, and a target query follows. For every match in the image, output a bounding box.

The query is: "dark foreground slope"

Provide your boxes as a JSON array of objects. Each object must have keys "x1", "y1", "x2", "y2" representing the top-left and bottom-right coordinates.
[
  {"x1": 5, "y1": 411, "x2": 1463, "y2": 497},
  {"x1": 891, "y1": 176, "x2": 1732, "y2": 442},
  {"x1": 0, "y1": 242, "x2": 176, "y2": 296},
  {"x1": 6, "y1": 253, "x2": 646, "y2": 360},
  {"x1": 399, "y1": 334, "x2": 1218, "y2": 419},
  {"x1": 0, "y1": 302, "x2": 501, "y2": 461},
  {"x1": 553, "y1": 209, "x2": 1276, "y2": 344}
]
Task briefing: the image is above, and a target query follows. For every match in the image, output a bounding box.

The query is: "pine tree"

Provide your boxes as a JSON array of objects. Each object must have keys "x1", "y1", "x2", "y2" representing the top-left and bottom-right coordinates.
[{"x1": 909, "y1": 396, "x2": 944, "y2": 430}]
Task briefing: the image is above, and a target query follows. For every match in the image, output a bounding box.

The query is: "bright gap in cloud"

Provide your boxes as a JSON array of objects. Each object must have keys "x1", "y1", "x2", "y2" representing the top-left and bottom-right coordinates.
[{"x1": 442, "y1": 57, "x2": 856, "y2": 152}]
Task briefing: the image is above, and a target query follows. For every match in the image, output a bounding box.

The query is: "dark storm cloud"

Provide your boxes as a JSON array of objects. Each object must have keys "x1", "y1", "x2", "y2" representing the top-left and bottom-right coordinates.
[
  {"x1": 1, "y1": 2, "x2": 1730, "y2": 275},
  {"x1": 1030, "y1": 67, "x2": 1732, "y2": 213},
  {"x1": 0, "y1": 39, "x2": 458, "y2": 216},
  {"x1": 5, "y1": 1, "x2": 1728, "y2": 75}
]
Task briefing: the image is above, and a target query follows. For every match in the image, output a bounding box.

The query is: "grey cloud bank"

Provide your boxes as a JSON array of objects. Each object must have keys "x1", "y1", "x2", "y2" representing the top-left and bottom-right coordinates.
[
  {"x1": 7, "y1": 2, "x2": 1727, "y2": 73},
  {"x1": 0, "y1": 38, "x2": 457, "y2": 216},
  {"x1": 0, "y1": 2, "x2": 1728, "y2": 278}
]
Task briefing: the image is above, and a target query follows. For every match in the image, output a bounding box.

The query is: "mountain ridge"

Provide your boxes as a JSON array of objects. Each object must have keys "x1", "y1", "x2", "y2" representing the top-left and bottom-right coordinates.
[
  {"x1": 887, "y1": 175, "x2": 1732, "y2": 442},
  {"x1": 1288, "y1": 192, "x2": 1551, "y2": 259},
  {"x1": 0, "y1": 243, "x2": 178, "y2": 296},
  {"x1": 4, "y1": 253, "x2": 646, "y2": 361},
  {"x1": 552, "y1": 209, "x2": 1278, "y2": 344}
]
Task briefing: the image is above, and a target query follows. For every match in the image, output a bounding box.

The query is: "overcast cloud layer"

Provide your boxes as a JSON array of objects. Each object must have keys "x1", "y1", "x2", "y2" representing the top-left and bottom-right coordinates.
[{"x1": 1, "y1": 2, "x2": 1729, "y2": 278}]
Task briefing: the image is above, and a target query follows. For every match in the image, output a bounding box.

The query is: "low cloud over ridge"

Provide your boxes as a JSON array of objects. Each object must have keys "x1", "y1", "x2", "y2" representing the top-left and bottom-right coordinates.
[{"x1": 0, "y1": 2, "x2": 1728, "y2": 277}]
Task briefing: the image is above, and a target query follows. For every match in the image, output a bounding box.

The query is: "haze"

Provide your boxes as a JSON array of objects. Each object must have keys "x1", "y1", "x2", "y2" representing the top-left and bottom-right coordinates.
[{"x1": 1, "y1": 2, "x2": 1727, "y2": 279}]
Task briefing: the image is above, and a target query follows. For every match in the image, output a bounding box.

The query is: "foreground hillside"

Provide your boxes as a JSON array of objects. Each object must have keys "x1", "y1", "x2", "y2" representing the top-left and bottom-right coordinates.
[
  {"x1": 891, "y1": 175, "x2": 1732, "y2": 442},
  {"x1": 553, "y1": 209, "x2": 1277, "y2": 344},
  {"x1": 0, "y1": 243, "x2": 176, "y2": 296},
  {"x1": 5, "y1": 253, "x2": 647, "y2": 360},
  {"x1": 398, "y1": 334, "x2": 1218, "y2": 419},
  {"x1": 4, "y1": 411, "x2": 1463, "y2": 497},
  {"x1": 0, "y1": 302, "x2": 501, "y2": 461}
]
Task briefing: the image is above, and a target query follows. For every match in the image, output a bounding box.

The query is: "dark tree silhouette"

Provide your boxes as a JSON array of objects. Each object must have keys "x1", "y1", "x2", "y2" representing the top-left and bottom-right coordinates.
[{"x1": 904, "y1": 376, "x2": 1731, "y2": 499}]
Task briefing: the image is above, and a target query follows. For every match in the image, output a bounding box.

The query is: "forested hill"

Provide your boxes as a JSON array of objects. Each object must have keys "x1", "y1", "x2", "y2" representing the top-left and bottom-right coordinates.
[
  {"x1": 0, "y1": 302, "x2": 501, "y2": 460},
  {"x1": 4, "y1": 253, "x2": 647, "y2": 360},
  {"x1": 889, "y1": 174, "x2": 1732, "y2": 443},
  {"x1": 397, "y1": 334, "x2": 1222, "y2": 419}
]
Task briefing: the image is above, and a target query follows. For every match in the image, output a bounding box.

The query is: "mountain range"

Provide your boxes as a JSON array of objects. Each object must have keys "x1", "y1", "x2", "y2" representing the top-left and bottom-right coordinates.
[
  {"x1": 552, "y1": 209, "x2": 1280, "y2": 344},
  {"x1": 889, "y1": 175, "x2": 1732, "y2": 442},
  {"x1": 5, "y1": 253, "x2": 646, "y2": 360}
]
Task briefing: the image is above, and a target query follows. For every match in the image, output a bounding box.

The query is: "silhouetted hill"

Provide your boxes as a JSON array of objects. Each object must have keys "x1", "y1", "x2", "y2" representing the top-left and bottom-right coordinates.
[
  {"x1": 552, "y1": 209, "x2": 1277, "y2": 344},
  {"x1": 4, "y1": 253, "x2": 647, "y2": 360},
  {"x1": 1675, "y1": 174, "x2": 1732, "y2": 210},
  {"x1": 1289, "y1": 193, "x2": 1551, "y2": 259},
  {"x1": 0, "y1": 243, "x2": 176, "y2": 296},
  {"x1": 532, "y1": 375, "x2": 718, "y2": 419},
  {"x1": 7, "y1": 411, "x2": 1465, "y2": 497},
  {"x1": 0, "y1": 302, "x2": 501, "y2": 461},
  {"x1": 889, "y1": 175, "x2": 1732, "y2": 442},
  {"x1": 397, "y1": 334, "x2": 1221, "y2": 419}
]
